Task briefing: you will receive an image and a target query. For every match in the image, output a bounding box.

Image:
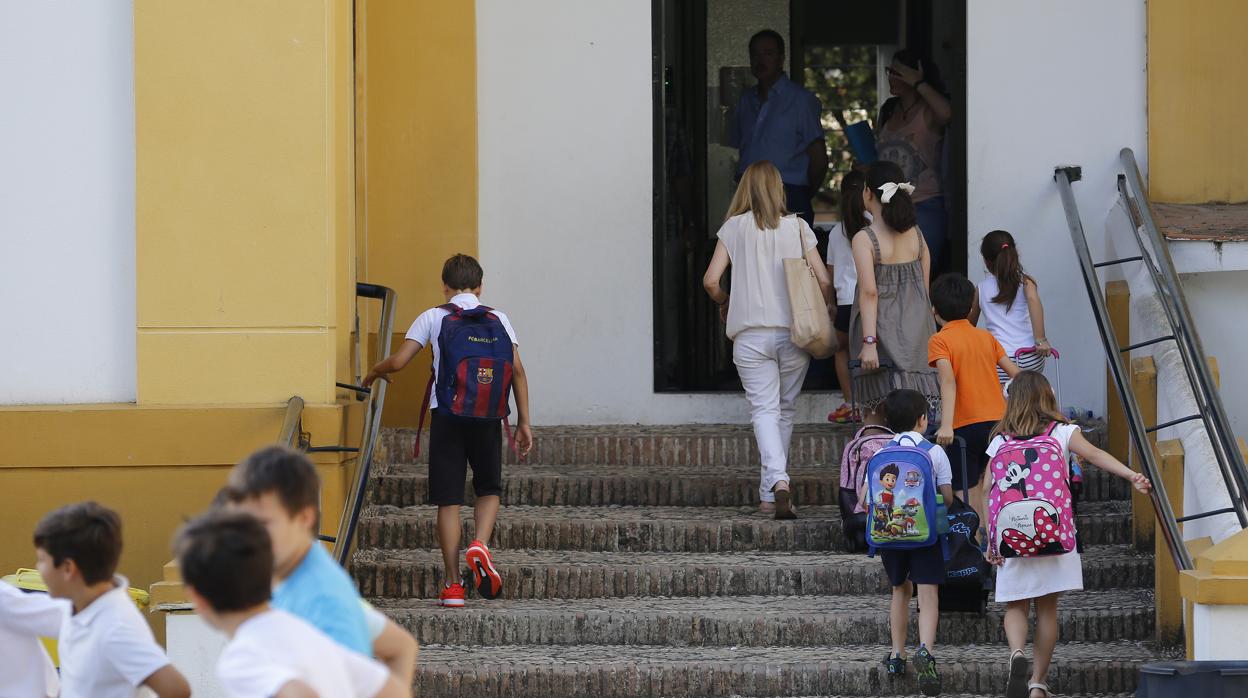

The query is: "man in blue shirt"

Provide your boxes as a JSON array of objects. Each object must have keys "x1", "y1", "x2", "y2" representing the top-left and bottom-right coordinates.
[{"x1": 732, "y1": 29, "x2": 828, "y2": 227}]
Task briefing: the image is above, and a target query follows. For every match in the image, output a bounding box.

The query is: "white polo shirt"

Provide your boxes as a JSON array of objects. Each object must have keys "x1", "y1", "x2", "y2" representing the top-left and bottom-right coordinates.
[
  {"x1": 404, "y1": 293, "x2": 518, "y2": 409},
  {"x1": 0, "y1": 581, "x2": 66, "y2": 698},
  {"x1": 57, "y1": 576, "x2": 171, "y2": 698},
  {"x1": 217, "y1": 609, "x2": 389, "y2": 698}
]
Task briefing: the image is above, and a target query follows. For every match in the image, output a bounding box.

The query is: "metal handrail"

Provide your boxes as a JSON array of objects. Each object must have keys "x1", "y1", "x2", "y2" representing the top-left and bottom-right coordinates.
[
  {"x1": 1055, "y1": 165, "x2": 1190, "y2": 571},
  {"x1": 279, "y1": 396, "x2": 305, "y2": 448},
  {"x1": 1056, "y1": 155, "x2": 1248, "y2": 572},
  {"x1": 329, "y1": 282, "x2": 397, "y2": 565},
  {"x1": 1117, "y1": 148, "x2": 1248, "y2": 528}
]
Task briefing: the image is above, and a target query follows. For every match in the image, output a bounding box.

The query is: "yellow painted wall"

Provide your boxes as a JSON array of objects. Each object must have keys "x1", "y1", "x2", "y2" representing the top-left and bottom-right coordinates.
[
  {"x1": 134, "y1": 0, "x2": 358, "y2": 404},
  {"x1": 2, "y1": 0, "x2": 374, "y2": 647},
  {"x1": 355, "y1": 0, "x2": 479, "y2": 426},
  {"x1": 0, "y1": 403, "x2": 356, "y2": 643},
  {"x1": 1149, "y1": 0, "x2": 1248, "y2": 203}
]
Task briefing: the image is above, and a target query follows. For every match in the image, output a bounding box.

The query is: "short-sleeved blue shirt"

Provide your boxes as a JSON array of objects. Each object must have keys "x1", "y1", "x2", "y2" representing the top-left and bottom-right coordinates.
[
  {"x1": 271, "y1": 542, "x2": 372, "y2": 657},
  {"x1": 733, "y1": 73, "x2": 824, "y2": 186}
]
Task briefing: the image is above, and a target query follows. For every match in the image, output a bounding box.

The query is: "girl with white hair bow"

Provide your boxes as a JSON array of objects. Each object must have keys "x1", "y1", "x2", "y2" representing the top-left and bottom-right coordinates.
[{"x1": 847, "y1": 160, "x2": 942, "y2": 425}]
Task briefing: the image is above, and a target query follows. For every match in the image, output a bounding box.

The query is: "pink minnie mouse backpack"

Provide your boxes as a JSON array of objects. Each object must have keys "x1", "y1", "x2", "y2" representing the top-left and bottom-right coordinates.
[{"x1": 987, "y1": 423, "x2": 1077, "y2": 558}]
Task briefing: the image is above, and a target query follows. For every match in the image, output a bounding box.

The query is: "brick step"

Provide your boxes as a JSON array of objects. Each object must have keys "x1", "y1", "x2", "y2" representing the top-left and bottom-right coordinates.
[
  {"x1": 371, "y1": 461, "x2": 1131, "y2": 508},
  {"x1": 411, "y1": 641, "x2": 1168, "y2": 697},
  {"x1": 351, "y1": 545, "x2": 1153, "y2": 600},
  {"x1": 377, "y1": 589, "x2": 1154, "y2": 647},
  {"x1": 358, "y1": 501, "x2": 1131, "y2": 553},
  {"x1": 381, "y1": 424, "x2": 856, "y2": 468}
]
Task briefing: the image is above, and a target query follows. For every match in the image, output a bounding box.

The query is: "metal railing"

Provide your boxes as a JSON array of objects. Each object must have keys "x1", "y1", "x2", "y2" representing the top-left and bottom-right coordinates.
[
  {"x1": 304, "y1": 282, "x2": 397, "y2": 565},
  {"x1": 1055, "y1": 151, "x2": 1248, "y2": 571},
  {"x1": 278, "y1": 396, "x2": 305, "y2": 449}
]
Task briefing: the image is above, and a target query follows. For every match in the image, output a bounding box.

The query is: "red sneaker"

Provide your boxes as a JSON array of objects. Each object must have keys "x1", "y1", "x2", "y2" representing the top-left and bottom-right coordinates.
[
  {"x1": 438, "y1": 582, "x2": 466, "y2": 608},
  {"x1": 465, "y1": 540, "x2": 503, "y2": 600},
  {"x1": 828, "y1": 403, "x2": 854, "y2": 423}
]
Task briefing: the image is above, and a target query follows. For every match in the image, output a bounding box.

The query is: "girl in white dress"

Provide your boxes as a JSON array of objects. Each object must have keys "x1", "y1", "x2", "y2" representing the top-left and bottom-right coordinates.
[
  {"x1": 985, "y1": 371, "x2": 1151, "y2": 698},
  {"x1": 970, "y1": 230, "x2": 1050, "y2": 383}
]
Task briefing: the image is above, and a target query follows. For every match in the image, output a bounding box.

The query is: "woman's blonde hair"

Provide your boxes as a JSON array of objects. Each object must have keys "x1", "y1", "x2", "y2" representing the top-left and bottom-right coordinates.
[
  {"x1": 726, "y1": 161, "x2": 788, "y2": 230},
  {"x1": 992, "y1": 371, "x2": 1069, "y2": 439}
]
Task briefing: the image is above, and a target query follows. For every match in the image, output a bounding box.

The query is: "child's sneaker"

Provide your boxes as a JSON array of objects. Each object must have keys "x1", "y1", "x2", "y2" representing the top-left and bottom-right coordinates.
[
  {"x1": 438, "y1": 582, "x2": 466, "y2": 608},
  {"x1": 913, "y1": 645, "x2": 942, "y2": 696},
  {"x1": 882, "y1": 652, "x2": 906, "y2": 676},
  {"x1": 466, "y1": 540, "x2": 503, "y2": 600},
  {"x1": 828, "y1": 403, "x2": 854, "y2": 423}
]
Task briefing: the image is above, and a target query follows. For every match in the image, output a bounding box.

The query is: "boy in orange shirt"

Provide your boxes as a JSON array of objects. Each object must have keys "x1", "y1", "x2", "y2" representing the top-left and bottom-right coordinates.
[{"x1": 928, "y1": 273, "x2": 1020, "y2": 524}]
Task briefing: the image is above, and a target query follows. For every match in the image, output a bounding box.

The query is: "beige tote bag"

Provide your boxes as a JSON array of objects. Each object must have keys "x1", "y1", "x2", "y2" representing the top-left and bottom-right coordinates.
[{"x1": 783, "y1": 256, "x2": 837, "y2": 359}]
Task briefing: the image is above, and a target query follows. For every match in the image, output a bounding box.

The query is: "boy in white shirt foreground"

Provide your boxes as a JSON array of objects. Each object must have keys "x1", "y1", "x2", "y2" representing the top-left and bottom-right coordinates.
[
  {"x1": 0, "y1": 577, "x2": 67, "y2": 698},
  {"x1": 33, "y1": 502, "x2": 190, "y2": 698},
  {"x1": 176, "y1": 510, "x2": 408, "y2": 698}
]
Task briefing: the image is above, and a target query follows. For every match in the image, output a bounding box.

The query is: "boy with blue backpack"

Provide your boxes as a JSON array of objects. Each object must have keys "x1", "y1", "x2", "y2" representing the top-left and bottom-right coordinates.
[
  {"x1": 867, "y1": 389, "x2": 955, "y2": 696},
  {"x1": 364, "y1": 254, "x2": 533, "y2": 609}
]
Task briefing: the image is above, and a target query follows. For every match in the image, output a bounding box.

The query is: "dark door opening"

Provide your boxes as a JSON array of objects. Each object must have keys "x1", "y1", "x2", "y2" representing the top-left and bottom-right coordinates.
[{"x1": 653, "y1": 0, "x2": 967, "y2": 392}]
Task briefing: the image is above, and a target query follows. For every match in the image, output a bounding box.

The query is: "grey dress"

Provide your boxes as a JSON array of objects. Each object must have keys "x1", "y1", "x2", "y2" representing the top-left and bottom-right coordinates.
[{"x1": 848, "y1": 225, "x2": 941, "y2": 421}]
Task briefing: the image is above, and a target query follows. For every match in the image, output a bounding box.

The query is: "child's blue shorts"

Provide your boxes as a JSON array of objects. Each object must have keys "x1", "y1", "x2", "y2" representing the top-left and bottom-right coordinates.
[{"x1": 880, "y1": 544, "x2": 946, "y2": 586}]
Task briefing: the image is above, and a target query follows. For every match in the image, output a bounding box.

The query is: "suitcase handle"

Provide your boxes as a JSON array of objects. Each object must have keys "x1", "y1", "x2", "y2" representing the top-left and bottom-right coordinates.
[
  {"x1": 949, "y1": 435, "x2": 972, "y2": 505},
  {"x1": 1015, "y1": 346, "x2": 1060, "y2": 359}
]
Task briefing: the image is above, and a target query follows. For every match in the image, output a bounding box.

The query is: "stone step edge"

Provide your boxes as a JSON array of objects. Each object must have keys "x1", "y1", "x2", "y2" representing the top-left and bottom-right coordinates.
[
  {"x1": 382, "y1": 597, "x2": 1155, "y2": 646},
  {"x1": 370, "y1": 462, "x2": 1134, "y2": 503},
  {"x1": 408, "y1": 642, "x2": 1163, "y2": 696},
  {"x1": 380, "y1": 425, "x2": 855, "y2": 468},
  {"x1": 351, "y1": 547, "x2": 1154, "y2": 599}
]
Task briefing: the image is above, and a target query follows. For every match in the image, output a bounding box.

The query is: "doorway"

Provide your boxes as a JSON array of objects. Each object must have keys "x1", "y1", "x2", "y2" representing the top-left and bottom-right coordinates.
[{"x1": 652, "y1": 0, "x2": 967, "y2": 393}]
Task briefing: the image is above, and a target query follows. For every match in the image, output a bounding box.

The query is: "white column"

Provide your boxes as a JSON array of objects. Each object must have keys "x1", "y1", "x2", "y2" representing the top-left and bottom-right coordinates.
[{"x1": 164, "y1": 612, "x2": 227, "y2": 697}]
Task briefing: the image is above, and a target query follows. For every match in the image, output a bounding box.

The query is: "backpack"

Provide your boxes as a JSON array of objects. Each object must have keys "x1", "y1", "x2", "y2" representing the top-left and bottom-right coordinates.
[
  {"x1": 838, "y1": 425, "x2": 895, "y2": 552},
  {"x1": 865, "y1": 434, "x2": 941, "y2": 553},
  {"x1": 939, "y1": 493, "x2": 992, "y2": 612},
  {"x1": 987, "y1": 423, "x2": 1077, "y2": 558},
  {"x1": 414, "y1": 304, "x2": 515, "y2": 458}
]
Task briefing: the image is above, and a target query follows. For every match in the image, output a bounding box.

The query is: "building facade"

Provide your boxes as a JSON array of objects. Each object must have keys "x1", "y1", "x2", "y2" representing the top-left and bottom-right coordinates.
[{"x1": 2, "y1": 0, "x2": 1247, "y2": 635}]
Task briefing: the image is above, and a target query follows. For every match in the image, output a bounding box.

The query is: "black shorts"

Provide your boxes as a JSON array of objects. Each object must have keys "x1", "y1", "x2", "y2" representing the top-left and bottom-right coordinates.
[
  {"x1": 880, "y1": 544, "x2": 946, "y2": 586},
  {"x1": 834, "y1": 304, "x2": 852, "y2": 334},
  {"x1": 428, "y1": 409, "x2": 503, "y2": 506},
  {"x1": 947, "y1": 420, "x2": 995, "y2": 491}
]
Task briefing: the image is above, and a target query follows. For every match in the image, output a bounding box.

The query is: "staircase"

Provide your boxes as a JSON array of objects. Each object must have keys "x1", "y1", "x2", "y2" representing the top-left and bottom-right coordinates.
[{"x1": 352, "y1": 424, "x2": 1169, "y2": 697}]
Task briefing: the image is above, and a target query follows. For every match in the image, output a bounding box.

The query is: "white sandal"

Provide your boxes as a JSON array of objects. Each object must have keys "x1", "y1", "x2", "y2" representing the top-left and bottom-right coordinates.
[
  {"x1": 1027, "y1": 681, "x2": 1051, "y2": 697},
  {"x1": 1006, "y1": 649, "x2": 1028, "y2": 698}
]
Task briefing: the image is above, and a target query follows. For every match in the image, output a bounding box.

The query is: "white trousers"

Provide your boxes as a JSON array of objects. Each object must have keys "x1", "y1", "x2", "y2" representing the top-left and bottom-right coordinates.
[{"x1": 733, "y1": 328, "x2": 811, "y2": 502}]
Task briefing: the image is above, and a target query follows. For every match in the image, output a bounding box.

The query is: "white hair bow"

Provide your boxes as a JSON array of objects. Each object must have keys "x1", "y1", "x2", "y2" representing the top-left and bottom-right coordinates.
[{"x1": 877, "y1": 181, "x2": 916, "y2": 204}]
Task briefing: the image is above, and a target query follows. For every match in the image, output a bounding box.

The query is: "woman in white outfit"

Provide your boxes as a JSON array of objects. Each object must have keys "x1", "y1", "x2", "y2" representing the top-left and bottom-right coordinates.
[{"x1": 703, "y1": 161, "x2": 834, "y2": 519}]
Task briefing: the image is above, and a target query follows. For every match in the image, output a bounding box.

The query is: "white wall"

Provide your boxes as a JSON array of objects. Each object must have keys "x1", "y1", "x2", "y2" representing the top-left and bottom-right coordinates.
[
  {"x1": 478, "y1": 1, "x2": 830, "y2": 424},
  {"x1": 966, "y1": 0, "x2": 1147, "y2": 416},
  {"x1": 0, "y1": 2, "x2": 136, "y2": 403},
  {"x1": 1192, "y1": 602, "x2": 1248, "y2": 660},
  {"x1": 1179, "y1": 270, "x2": 1248, "y2": 439},
  {"x1": 166, "y1": 613, "x2": 227, "y2": 698}
]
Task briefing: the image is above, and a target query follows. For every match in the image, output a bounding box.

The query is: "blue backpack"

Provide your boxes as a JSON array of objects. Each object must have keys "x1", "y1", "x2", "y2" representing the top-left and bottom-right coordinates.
[
  {"x1": 865, "y1": 434, "x2": 941, "y2": 554},
  {"x1": 415, "y1": 304, "x2": 515, "y2": 457}
]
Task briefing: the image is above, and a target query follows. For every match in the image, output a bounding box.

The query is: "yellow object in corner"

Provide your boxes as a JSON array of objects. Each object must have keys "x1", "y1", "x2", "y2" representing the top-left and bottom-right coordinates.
[{"x1": 4, "y1": 568, "x2": 150, "y2": 607}]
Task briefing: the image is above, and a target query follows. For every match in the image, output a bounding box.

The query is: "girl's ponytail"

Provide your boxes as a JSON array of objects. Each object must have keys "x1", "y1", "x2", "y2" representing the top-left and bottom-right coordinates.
[
  {"x1": 981, "y1": 229, "x2": 1024, "y2": 308},
  {"x1": 838, "y1": 170, "x2": 868, "y2": 241},
  {"x1": 865, "y1": 161, "x2": 917, "y2": 233}
]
